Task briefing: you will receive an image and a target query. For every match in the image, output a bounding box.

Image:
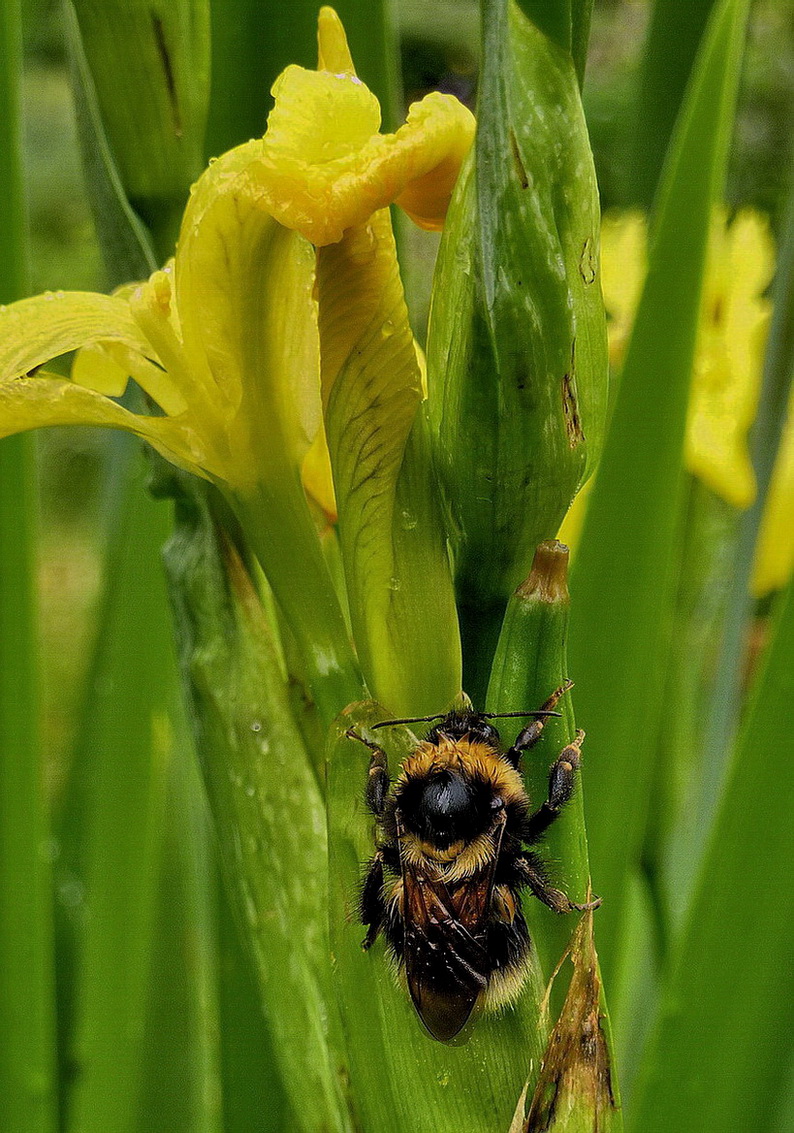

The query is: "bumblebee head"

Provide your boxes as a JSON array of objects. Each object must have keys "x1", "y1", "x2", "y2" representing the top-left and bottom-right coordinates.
[
  {"x1": 424, "y1": 711, "x2": 502, "y2": 748},
  {"x1": 397, "y1": 768, "x2": 498, "y2": 848}
]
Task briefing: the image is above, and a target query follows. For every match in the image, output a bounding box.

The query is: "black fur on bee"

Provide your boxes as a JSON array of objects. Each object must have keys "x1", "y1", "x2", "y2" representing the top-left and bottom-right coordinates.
[{"x1": 347, "y1": 681, "x2": 599, "y2": 1042}]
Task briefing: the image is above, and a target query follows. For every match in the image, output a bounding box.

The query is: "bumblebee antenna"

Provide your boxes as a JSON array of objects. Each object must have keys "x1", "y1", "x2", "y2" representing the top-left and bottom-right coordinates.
[
  {"x1": 481, "y1": 710, "x2": 562, "y2": 720},
  {"x1": 372, "y1": 714, "x2": 445, "y2": 730},
  {"x1": 372, "y1": 709, "x2": 561, "y2": 730}
]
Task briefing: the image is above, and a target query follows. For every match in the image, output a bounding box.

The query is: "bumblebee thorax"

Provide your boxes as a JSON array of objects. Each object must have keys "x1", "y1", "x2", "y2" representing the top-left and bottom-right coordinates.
[{"x1": 395, "y1": 761, "x2": 500, "y2": 850}]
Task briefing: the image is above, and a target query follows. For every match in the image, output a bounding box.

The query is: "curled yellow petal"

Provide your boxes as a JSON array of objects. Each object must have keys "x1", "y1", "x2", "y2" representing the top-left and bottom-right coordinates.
[
  {"x1": 0, "y1": 292, "x2": 151, "y2": 382},
  {"x1": 317, "y1": 6, "x2": 355, "y2": 74},
  {"x1": 0, "y1": 374, "x2": 207, "y2": 474},
  {"x1": 175, "y1": 146, "x2": 323, "y2": 488},
  {"x1": 302, "y1": 427, "x2": 337, "y2": 521},
  {"x1": 257, "y1": 60, "x2": 474, "y2": 245}
]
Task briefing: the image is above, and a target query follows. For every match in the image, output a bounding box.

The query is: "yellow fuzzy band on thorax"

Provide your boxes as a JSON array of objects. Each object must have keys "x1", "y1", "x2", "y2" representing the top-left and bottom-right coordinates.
[{"x1": 397, "y1": 738, "x2": 527, "y2": 807}]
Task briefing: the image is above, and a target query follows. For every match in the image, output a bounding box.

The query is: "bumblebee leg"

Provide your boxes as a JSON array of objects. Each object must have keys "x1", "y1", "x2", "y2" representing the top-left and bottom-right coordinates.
[
  {"x1": 504, "y1": 679, "x2": 574, "y2": 767},
  {"x1": 360, "y1": 851, "x2": 386, "y2": 949},
  {"x1": 346, "y1": 727, "x2": 391, "y2": 816},
  {"x1": 517, "y1": 852, "x2": 601, "y2": 914},
  {"x1": 523, "y1": 730, "x2": 585, "y2": 840}
]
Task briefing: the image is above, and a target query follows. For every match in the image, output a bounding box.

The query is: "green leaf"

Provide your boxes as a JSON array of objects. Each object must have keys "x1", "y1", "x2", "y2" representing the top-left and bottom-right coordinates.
[
  {"x1": 136, "y1": 738, "x2": 223, "y2": 1133},
  {"x1": 0, "y1": 0, "x2": 58, "y2": 1126},
  {"x1": 567, "y1": 0, "x2": 751, "y2": 990},
  {"x1": 628, "y1": 0, "x2": 716, "y2": 207},
  {"x1": 164, "y1": 480, "x2": 351, "y2": 1133},
  {"x1": 486, "y1": 542, "x2": 595, "y2": 979},
  {"x1": 62, "y1": 467, "x2": 175, "y2": 1133},
  {"x1": 217, "y1": 883, "x2": 296, "y2": 1133},
  {"x1": 63, "y1": 0, "x2": 157, "y2": 285},
  {"x1": 428, "y1": 0, "x2": 608, "y2": 698},
  {"x1": 70, "y1": 0, "x2": 210, "y2": 256},
  {"x1": 629, "y1": 582, "x2": 794, "y2": 1131},
  {"x1": 0, "y1": 434, "x2": 58, "y2": 1133}
]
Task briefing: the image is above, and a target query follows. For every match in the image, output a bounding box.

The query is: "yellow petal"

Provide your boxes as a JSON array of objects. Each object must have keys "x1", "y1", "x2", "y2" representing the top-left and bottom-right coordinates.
[
  {"x1": 175, "y1": 144, "x2": 322, "y2": 491},
  {"x1": 318, "y1": 206, "x2": 423, "y2": 577},
  {"x1": 599, "y1": 211, "x2": 647, "y2": 369},
  {"x1": 0, "y1": 291, "x2": 151, "y2": 381},
  {"x1": 0, "y1": 373, "x2": 208, "y2": 475},
  {"x1": 72, "y1": 341, "x2": 189, "y2": 416},
  {"x1": 71, "y1": 343, "x2": 131, "y2": 398},
  {"x1": 752, "y1": 392, "x2": 794, "y2": 596},
  {"x1": 686, "y1": 210, "x2": 772, "y2": 508},
  {"x1": 317, "y1": 6, "x2": 355, "y2": 74},
  {"x1": 257, "y1": 69, "x2": 474, "y2": 245},
  {"x1": 302, "y1": 426, "x2": 337, "y2": 520}
]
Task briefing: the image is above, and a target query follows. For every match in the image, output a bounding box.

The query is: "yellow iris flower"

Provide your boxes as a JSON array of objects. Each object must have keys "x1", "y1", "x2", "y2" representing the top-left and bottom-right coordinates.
[
  {"x1": 560, "y1": 209, "x2": 791, "y2": 596},
  {"x1": 0, "y1": 7, "x2": 473, "y2": 515}
]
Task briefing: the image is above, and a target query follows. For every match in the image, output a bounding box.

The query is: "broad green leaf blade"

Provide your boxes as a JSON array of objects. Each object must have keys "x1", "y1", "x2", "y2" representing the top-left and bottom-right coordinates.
[
  {"x1": 0, "y1": 434, "x2": 58, "y2": 1133},
  {"x1": 628, "y1": 0, "x2": 716, "y2": 207},
  {"x1": 63, "y1": 0, "x2": 156, "y2": 285},
  {"x1": 164, "y1": 481, "x2": 350, "y2": 1133},
  {"x1": 486, "y1": 543, "x2": 595, "y2": 979},
  {"x1": 63, "y1": 470, "x2": 175, "y2": 1133},
  {"x1": 512, "y1": 0, "x2": 600, "y2": 86},
  {"x1": 327, "y1": 703, "x2": 546, "y2": 1133},
  {"x1": 136, "y1": 738, "x2": 223, "y2": 1133},
  {"x1": 629, "y1": 582, "x2": 794, "y2": 1132},
  {"x1": 70, "y1": 0, "x2": 210, "y2": 256},
  {"x1": 0, "y1": 0, "x2": 58, "y2": 1126},
  {"x1": 217, "y1": 884, "x2": 296, "y2": 1133},
  {"x1": 567, "y1": 0, "x2": 751, "y2": 989}
]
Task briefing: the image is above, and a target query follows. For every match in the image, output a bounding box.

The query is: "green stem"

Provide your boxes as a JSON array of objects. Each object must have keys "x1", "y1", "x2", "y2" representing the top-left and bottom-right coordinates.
[
  {"x1": 0, "y1": 0, "x2": 58, "y2": 1128},
  {"x1": 0, "y1": 438, "x2": 58, "y2": 1133},
  {"x1": 230, "y1": 480, "x2": 365, "y2": 726}
]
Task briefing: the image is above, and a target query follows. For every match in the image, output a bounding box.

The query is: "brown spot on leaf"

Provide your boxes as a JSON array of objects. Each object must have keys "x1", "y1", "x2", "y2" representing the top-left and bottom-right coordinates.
[
  {"x1": 579, "y1": 237, "x2": 597, "y2": 285},
  {"x1": 510, "y1": 129, "x2": 529, "y2": 190},
  {"x1": 562, "y1": 372, "x2": 585, "y2": 449},
  {"x1": 152, "y1": 13, "x2": 182, "y2": 137}
]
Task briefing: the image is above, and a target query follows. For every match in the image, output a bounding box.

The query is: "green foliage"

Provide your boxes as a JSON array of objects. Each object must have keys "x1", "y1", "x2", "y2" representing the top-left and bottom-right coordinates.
[
  {"x1": 569, "y1": 0, "x2": 752, "y2": 990},
  {"x1": 3, "y1": 0, "x2": 793, "y2": 1130},
  {"x1": 428, "y1": 0, "x2": 608, "y2": 699}
]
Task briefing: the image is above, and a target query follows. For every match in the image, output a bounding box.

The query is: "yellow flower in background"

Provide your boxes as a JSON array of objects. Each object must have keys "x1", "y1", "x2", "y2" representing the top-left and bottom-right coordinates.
[
  {"x1": 599, "y1": 211, "x2": 646, "y2": 370},
  {"x1": 752, "y1": 388, "x2": 794, "y2": 597},
  {"x1": 561, "y1": 208, "x2": 791, "y2": 596},
  {"x1": 599, "y1": 208, "x2": 774, "y2": 507},
  {"x1": 0, "y1": 7, "x2": 473, "y2": 515},
  {"x1": 688, "y1": 210, "x2": 774, "y2": 509}
]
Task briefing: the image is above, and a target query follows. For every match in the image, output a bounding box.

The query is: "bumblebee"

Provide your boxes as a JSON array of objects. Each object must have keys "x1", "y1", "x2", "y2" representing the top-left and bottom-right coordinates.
[{"x1": 347, "y1": 681, "x2": 598, "y2": 1042}]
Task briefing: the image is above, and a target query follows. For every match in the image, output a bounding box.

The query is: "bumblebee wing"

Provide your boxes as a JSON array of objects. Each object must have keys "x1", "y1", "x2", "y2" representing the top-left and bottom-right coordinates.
[
  {"x1": 402, "y1": 811, "x2": 509, "y2": 1042},
  {"x1": 455, "y1": 810, "x2": 506, "y2": 928},
  {"x1": 401, "y1": 863, "x2": 489, "y2": 1042}
]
